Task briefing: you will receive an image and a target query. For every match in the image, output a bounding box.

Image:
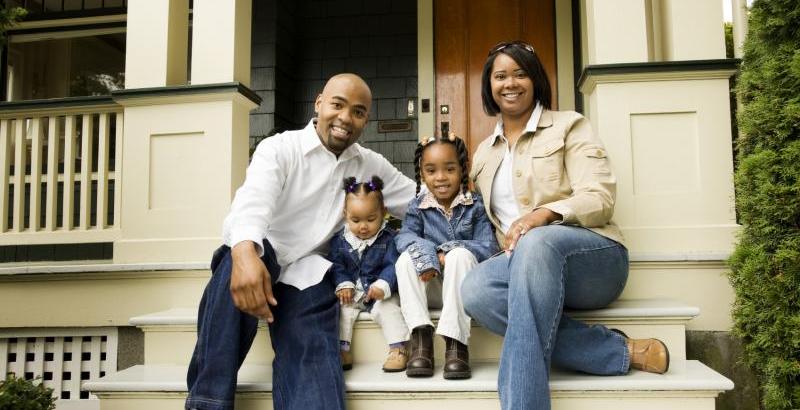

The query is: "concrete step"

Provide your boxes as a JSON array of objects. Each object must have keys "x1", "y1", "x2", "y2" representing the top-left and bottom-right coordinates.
[
  {"x1": 85, "y1": 360, "x2": 733, "y2": 410},
  {"x1": 131, "y1": 298, "x2": 697, "y2": 366}
]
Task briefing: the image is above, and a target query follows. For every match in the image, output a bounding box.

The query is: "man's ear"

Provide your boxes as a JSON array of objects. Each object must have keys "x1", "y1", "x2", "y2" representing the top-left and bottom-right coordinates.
[{"x1": 314, "y1": 94, "x2": 322, "y2": 114}]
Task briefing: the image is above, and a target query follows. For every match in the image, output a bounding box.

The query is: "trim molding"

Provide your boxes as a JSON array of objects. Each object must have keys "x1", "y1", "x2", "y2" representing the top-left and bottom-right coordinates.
[
  {"x1": 578, "y1": 59, "x2": 740, "y2": 94},
  {"x1": 111, "y1": 82, "x2": 262, "y2": 107}
]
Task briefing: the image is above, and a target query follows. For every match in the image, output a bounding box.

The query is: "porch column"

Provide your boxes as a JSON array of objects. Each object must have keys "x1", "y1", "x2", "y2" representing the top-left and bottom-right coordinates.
[
  {"x1": 190, "y1": 0, "x2": 252, "y2": 85},
  {"x1": 583, "y1": 0, "x2": 651, "y2": 64},
  {"x1": 125, "y1": 0, "x2": 188, "y2": 88},
  {"x1": 659, "y1": 0, "x2": 726, "y2": 60},
  {"x1": 114, "y1": 0, "x2": 257, "y2": 264},
  {"x1": 578, "y1": 0, "x2": 738, "y2": 257}
]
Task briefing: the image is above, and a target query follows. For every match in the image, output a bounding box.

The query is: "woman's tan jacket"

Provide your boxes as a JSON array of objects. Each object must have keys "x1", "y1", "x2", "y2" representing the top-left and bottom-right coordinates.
[{"x1": 470, "y1": 109, "x2": 625, "y2": 249}]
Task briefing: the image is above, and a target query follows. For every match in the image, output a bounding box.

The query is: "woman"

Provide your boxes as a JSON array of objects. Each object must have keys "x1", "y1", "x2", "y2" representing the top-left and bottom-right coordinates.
[{"x1": 461, "y1": 41, "x2": 669, "y2": 409}]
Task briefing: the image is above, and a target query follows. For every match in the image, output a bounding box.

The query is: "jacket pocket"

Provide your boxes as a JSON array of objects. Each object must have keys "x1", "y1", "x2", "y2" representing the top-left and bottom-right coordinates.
[{"x1": 530, "y1": 140, "x2": 565, "y2": 182}]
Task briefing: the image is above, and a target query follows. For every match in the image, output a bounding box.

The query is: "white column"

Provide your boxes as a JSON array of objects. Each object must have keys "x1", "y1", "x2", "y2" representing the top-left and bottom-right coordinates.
[
  {"x1": 125, "y1": 0, "x2": 189, "y2": 88},
  {"x1": 659, "y1": 0, "x2": 726, "y2": 61},
  {"x1": 732, "y1": 0, "x2": 749, "y2": 58},
  {"x1": 190, "y1": 0, "x2": 252, "y2": 86},
  {"x1": 583, "y1": 0, "x2": 651, "y2": 64}
]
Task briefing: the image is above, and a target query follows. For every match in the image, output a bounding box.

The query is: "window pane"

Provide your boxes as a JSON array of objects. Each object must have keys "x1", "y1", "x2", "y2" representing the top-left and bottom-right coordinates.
[
  {"x1": 84, "y1": 0, "x2": 102, "y2": 9},
  {"x1": 44, "y1": 0, "x2": 62, "y2": 12},
  {"x1": 63, "y1": 0, "x2": 82, "y2": 11},
  {"x1": 7, "y1": 32, "x2": 126, "y2": 100}
]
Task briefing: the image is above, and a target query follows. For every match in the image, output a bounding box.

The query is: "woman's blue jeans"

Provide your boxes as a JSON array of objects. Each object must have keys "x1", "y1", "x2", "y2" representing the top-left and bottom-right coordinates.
[
  {"x1": 462, "y1": 225, "x2": 630, "y2": 410},
  {"x1": 185, "y1": 240, "x2": 344, "y2": 410}
]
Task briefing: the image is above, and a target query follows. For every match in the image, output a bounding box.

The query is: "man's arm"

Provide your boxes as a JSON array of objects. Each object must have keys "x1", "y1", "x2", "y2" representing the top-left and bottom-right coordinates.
[
  {"x1": 227, "y1": 137, "x2": 288, "y2": 321},
  {"x1": 368, "y1": 150, "x2": 415, "y2": 219}
]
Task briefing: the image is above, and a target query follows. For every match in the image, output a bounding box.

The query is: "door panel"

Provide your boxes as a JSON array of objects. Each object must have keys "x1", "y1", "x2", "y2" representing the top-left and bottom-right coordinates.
[{"x1": 435, "y1": 0, "x2": 557, "y2": 155}]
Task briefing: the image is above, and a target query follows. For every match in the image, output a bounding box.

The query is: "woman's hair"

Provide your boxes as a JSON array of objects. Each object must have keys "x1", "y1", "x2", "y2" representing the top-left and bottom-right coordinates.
[
  {"x1": 342, "y1": 175, "x2": 385, "y2": 208},
  {"x1": 480, "y1": 41, "x2": 552, "y2": 115},
  {"x1": 413, "y1": 134, "x2": 469, "y2": 196}
]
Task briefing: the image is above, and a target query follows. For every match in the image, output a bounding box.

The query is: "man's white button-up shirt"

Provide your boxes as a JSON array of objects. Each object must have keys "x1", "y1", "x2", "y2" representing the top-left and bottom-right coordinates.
[{"x1": 222, "y1": 120, "x2": 415, "y2": 290}]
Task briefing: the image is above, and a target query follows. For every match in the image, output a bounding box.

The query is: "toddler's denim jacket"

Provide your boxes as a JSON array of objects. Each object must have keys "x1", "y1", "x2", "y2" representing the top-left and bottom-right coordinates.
[{"x1": 328, "y1": 227, "x2": 400, "y2": 308}]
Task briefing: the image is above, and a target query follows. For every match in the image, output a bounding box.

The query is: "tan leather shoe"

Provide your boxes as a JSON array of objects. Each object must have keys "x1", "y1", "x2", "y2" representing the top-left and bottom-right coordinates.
[
  {"x1": 627, "y1": 338, "x2": 670, "y2": 374},
  {"x1": 340, "y1": 349, "x2": 353, "y2": 371},
  {"x1": 382, "y1": 346, "x2": 408, "y2": 372}
]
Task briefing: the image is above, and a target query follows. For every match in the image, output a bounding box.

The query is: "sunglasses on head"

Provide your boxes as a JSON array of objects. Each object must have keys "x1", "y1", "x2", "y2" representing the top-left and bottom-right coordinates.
[{"x1": 488, "y1": 41, "x2": 535, "y2": 57}]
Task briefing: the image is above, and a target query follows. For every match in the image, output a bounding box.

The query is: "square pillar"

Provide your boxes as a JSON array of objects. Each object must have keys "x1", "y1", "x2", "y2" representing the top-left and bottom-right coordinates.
[
  {"x1": 125, "y1": 0, "x2": 189, "y2": 88},
  {"x1": 659, "y1": 0, "x2": 726, "y2": 60},
  {"x1": 583, "y1": 0, "x2": 651, "y2": 64},
  {"x1": 190, "y1": 0, "x2": 252, "y2": 86}
]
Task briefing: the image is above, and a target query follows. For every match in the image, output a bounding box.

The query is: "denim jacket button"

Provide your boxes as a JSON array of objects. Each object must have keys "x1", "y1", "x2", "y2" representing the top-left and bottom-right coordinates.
[{"x1": 416, "y1": 262, "x2": 423, "y2": 268}]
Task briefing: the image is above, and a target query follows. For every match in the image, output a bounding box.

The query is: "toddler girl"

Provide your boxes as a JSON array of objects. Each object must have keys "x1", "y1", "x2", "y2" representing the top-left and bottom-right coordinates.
[
  {"x1": 329, "y1": 176, "x2": 409, "y2": 372},
  {"x1": 395, "y1": 134, "x2": 499, "y2": 380}
]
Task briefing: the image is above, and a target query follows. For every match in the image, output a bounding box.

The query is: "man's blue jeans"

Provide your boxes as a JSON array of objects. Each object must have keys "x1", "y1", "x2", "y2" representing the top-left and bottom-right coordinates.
[
  {"x1": 186, "y1": 240, "x2": 344, "y2": 410},
  {"x1": 462, "y1": 225, "x2": 630, "y2": 410}
]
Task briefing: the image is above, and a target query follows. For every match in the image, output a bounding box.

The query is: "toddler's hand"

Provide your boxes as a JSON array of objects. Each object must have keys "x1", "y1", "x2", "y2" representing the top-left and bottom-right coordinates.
[
  {"x1": 438, "y1": 251, "x2": 446, "y2": 269},
  {"x1": 336, "y1": 288, "x2": 354, "y2": 305},
  {"x1": 419, "y1": 269, "x2": 437, "y2": 283},
  {"x1": 365, "y1": 285, "x2": 385, "y2": 302}
]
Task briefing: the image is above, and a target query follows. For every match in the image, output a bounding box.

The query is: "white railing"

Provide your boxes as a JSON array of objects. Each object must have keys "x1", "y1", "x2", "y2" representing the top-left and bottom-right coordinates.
[{"x1": 0, "y1": 98, "x2": 123, "y2": 245}]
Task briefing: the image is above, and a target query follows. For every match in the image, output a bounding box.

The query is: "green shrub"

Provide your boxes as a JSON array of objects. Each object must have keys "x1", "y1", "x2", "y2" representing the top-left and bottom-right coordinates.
[
  {"x1": 0, "y1": 374, "x2": 56, "y2": 410},
  {"x1": 729, "y1": 0, "x2": 800, "y2": 409}
]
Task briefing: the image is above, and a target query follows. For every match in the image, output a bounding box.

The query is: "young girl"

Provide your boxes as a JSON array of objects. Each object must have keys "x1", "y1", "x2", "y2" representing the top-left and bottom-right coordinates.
[
  {"x1": 395, "y1": 134, "x2": 499, "y2": 380},
  {"x1": 329, "y1": 176, "x2": 410, "y2": 372}
]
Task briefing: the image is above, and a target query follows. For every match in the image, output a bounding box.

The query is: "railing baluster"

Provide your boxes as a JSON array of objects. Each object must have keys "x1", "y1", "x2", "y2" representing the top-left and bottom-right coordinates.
[
  {"x1": 96, "y1": 113, "x2": 109, "y2": 228},
  {"x1": 45, "y1": 117, "x2": 61, "y2": 231},
  {"x1": 79, "y1": 114, "x2": 94, "y2": 229},
  {"x1": 0, "y1": 120, "x2": 10, "y2": 232},
  {"x1": 12, "y1": 118, "x2": 26, "y2": 232},
  {"x1": 29, "y1": 118, "x2": 43, "y2": 231},
  {"x1": 113, "y1": 112, "x2": 123, "y2": 229},
  {"x1": 63, "y1": 116, "x2": 76, "y2": 230}
]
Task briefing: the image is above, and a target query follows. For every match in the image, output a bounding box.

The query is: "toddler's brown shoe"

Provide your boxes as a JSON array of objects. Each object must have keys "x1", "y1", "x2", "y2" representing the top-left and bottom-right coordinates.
[
  {"x1": 340, "y1": 349, "x2": 353, "y2": 371},
  {"x1": 382, "y1": 346, "x2": 408, "y2": 372}
]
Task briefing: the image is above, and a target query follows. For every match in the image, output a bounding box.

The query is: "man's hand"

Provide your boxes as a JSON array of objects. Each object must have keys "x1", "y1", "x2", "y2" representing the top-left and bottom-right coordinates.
[
  {"x1": 336, "y1": 288, "x2": 355, "y2": 305},
  {"x1": 419, "y1": 269, "x2": 437, "y2": 283},
  {"x1": 365, "y1": 285, "x2": 385, "y2": 302},
  {"x1": 230, "y1": 241, "x2": 278, "y2": 322},
  {"x1": 505, "y1": 208, "x2": 562, "y2": 254}
]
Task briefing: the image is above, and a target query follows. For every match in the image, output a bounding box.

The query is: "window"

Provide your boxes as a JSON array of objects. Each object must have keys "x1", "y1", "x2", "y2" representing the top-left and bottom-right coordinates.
[{"x1": 6, "y1": 31, "x2": 125, "y2": 101}]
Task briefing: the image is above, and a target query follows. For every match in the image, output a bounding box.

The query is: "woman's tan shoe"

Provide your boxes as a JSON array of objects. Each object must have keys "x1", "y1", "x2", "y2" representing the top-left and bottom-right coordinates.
[{"x1": 627, "y1": 338, "x2": 670, "y2": 374}]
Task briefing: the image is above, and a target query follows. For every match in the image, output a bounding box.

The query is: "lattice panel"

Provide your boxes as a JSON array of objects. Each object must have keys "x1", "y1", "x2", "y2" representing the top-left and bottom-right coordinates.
[{"x1": 0, "y1": 328, "x2": 117, "y2": 407}]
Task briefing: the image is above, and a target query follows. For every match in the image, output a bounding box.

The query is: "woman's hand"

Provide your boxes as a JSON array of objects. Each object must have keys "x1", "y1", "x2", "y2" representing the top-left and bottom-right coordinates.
[
  {"x1": 419, "y1": 269, "x2": 437, "y2": 282},
  {"x1": 336, "y1": 288, "x2": 355, "y2": 305},
  {"x1": 505, "y1": 208, "x2": 562, "y2": 253}
]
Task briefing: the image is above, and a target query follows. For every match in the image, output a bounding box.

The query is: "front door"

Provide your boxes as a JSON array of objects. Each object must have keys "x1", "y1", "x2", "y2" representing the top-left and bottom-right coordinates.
[{"x1": 434, "y1": 0, "x2": 557, "y2": 155}]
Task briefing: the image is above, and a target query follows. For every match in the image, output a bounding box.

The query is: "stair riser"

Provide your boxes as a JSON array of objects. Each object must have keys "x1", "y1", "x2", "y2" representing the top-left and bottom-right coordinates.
[
  {"x1": 95, "y1": 392, "x2": 718, "y2": 410},
  {"x1": 141, "y1": 321, "x2": 686, "y2": 366}
]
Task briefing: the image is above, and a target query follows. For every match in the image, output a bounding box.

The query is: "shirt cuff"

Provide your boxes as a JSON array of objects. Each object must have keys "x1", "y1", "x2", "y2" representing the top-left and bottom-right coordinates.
[
  {"x1": 539, "y1": 203, "x2": 573, "y2": 225},
  {"x1": 371, "y1": 279, "x2": 392, "y2": 300},
  {"x1": 405, "y1": 243, "x2": 439, "y2": 275},
  {"x1": 335, "y1": 281, "x2": 356, "y2": 292},
  {"x1": 229, "y1": 227, "x2": 266, "y2": 256}
]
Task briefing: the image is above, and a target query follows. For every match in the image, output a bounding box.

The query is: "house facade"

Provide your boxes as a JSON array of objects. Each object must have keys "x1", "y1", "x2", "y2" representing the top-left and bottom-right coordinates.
[{"x1": 0, "y1": 0, "x2": 748, "y2": 408}]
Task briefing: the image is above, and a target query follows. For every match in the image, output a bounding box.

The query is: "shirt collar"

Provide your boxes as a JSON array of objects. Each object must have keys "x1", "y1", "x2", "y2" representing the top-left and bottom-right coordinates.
[
  {"x1": 301, "y1": 119, "x2": 362, "y2": 161},
  {"x1": 342, "y1": 221, "x2": 388, "y2": 253},
  {"x1": 418, "y1": 190, "x2": 474, "y2": 217},
  {"x1": 490, "y1": 102, "x2": 544, "y2": 145}
]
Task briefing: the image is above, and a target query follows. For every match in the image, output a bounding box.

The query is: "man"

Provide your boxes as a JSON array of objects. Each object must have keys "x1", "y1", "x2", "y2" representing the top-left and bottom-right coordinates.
[{"x1": 186, "y1": 73, "x2": 416, "y2": 410}]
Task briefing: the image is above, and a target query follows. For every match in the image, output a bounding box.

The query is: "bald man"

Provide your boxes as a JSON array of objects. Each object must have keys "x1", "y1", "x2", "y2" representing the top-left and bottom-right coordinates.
[{"x1": 186, "y1": 74, "x2": 416, "y2": 410}]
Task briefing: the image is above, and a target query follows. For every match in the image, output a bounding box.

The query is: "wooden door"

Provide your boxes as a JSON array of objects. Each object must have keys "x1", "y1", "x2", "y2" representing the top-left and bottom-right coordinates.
[{"x1": 434, "y1": 0, "x2": 557, "y2": 155}]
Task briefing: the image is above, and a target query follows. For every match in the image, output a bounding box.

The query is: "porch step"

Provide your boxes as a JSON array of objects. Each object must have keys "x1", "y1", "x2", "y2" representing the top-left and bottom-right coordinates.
[
  {"x1": 130, "y1": 299, "x2": 697, "y2": 366},
  {"x1": 84, "y1": 360, "x2": 732, "y2": 410}
]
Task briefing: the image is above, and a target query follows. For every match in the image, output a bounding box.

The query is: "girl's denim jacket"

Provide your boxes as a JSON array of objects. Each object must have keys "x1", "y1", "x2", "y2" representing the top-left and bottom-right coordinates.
[
  {"x1": 328, "y1": 227, "x2": 400, "y2": 307},
  {"x1": 396, "y1": 192, "x2": 499, "y2": 275}
]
